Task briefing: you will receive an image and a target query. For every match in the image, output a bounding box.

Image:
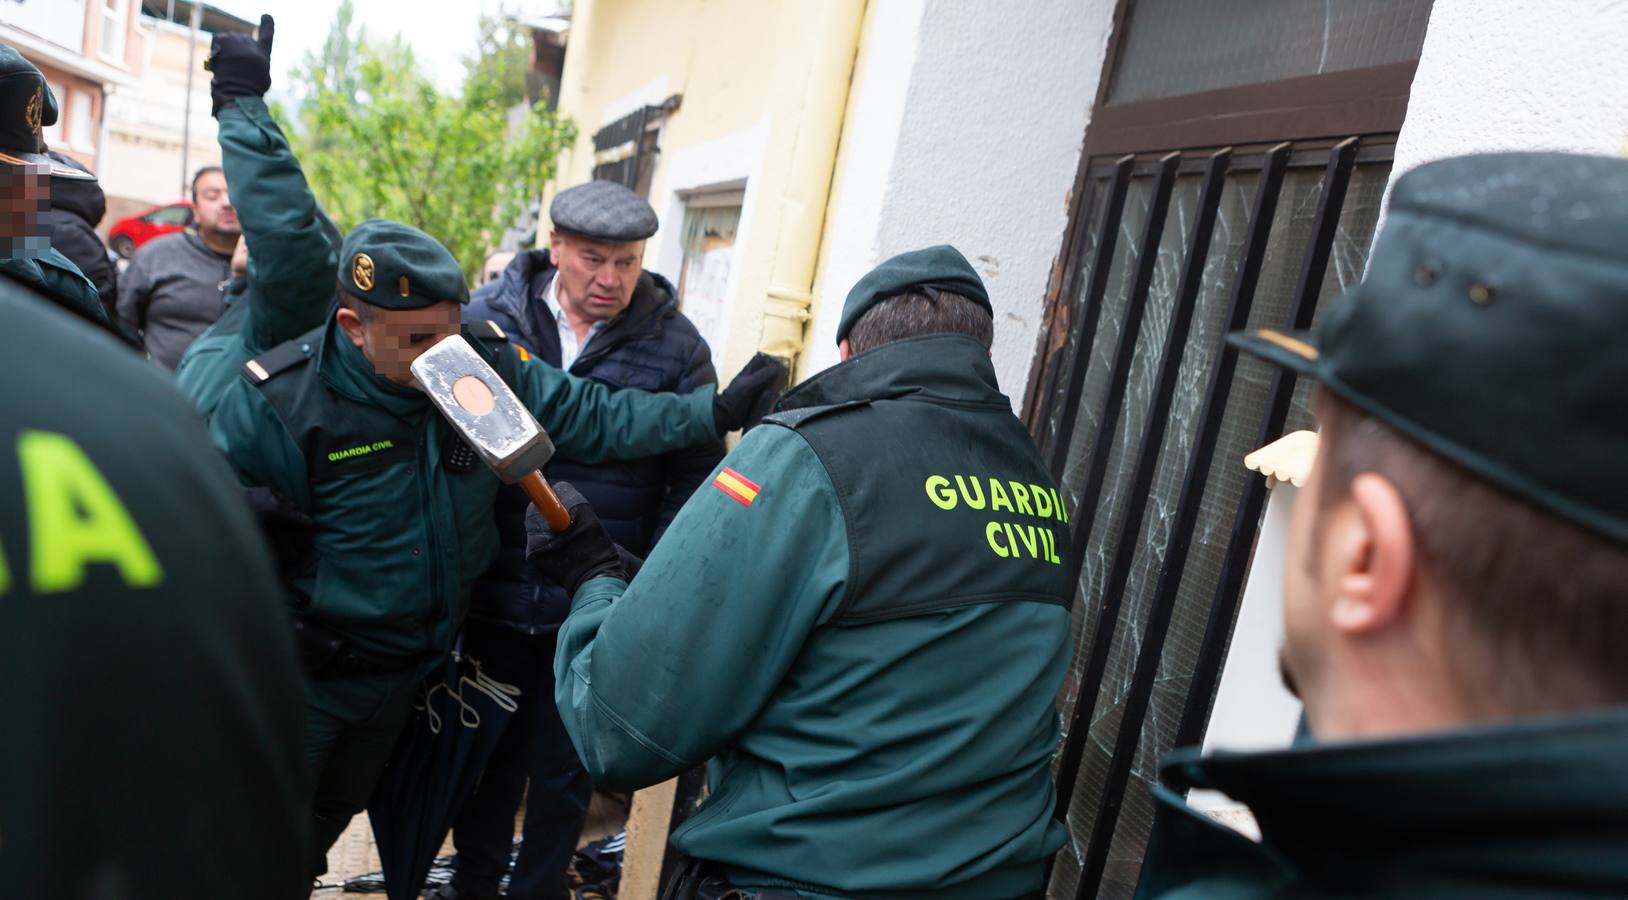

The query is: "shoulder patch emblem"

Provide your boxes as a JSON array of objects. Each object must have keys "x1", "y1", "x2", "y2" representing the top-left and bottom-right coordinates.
[
  {"x1": 352, "y1": 253, "x2": 375, "y2": 290},
  {"x1": 713, "y1": 467, "x2": 760, "y2": 506}
]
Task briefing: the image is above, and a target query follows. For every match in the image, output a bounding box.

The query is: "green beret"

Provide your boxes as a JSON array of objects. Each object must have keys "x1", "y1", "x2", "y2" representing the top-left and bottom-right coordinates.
[
  {"x1": 338, "y1": 218, "x2": 468, "y2": 310},
  {"x1": 1229, "y1": 152, "x2": 1628, "y2": 545},
  {"x1": 837, "y1": 245, "x2": 992, "y2": 344},
  {"x1": 0, "y1": 45, "x2": 91, "y2": 180}
]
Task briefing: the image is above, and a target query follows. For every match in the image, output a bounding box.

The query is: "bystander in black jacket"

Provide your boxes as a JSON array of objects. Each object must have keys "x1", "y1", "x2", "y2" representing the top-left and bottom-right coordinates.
[
  {"x1": 41, "y1": 150, "x2": 116, "y2": 319},
  {"x1": 465, "y1": 248, "x2": 724, "y2": 633}
]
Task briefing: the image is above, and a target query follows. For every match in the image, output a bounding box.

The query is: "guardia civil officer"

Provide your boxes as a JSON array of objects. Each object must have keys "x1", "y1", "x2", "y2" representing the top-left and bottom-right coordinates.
[
  {"x1": 175, "y1": 14, "x2": 341, "y2": 419},
  {"x1": 529, "y1": 247, "x2": 1073, "y2": 899},
  {"x1": 0, "y1": 98, "x2": 307, "y2": 900},
  {"x1": 209, "y1": 216, "x2": 786, "y2": 880},
  {"x1": 0, "y1": 45, "x2": 122, "y2": 338},
  {"x1": 1136, "y1": 153, "x2": 1628, "y2": 898}
]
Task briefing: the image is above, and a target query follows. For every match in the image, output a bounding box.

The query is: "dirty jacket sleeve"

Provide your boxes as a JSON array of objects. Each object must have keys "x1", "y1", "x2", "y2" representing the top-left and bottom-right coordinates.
[
  {"x1": 552, "y1": 425, "x2": 850, "y2": 791},
  {"x1": 507, "y1": 346, "x2": 720, "y2": 464},
  {"x1": 207, "y1": 378, "x2": 312, "y2": 511},
  {"x1": 218, "y1": 97, "x2": 340, "y2": 356}
]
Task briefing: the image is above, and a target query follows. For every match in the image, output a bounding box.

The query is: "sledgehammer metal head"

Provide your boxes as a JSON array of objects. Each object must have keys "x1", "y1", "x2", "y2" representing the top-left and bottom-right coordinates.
[{"x1": 411, "y1": 334, "x2": 571, "y2": 530}]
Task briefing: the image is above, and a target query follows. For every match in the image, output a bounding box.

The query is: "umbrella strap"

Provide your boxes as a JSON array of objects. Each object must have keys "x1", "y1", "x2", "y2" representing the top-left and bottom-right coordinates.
[{"x1": 417, "y1": 657, "x2": 523, "y2": 733}]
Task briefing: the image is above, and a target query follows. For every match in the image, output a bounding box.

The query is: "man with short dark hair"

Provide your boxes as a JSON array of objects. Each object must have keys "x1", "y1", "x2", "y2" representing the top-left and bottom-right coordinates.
[
  {"x1": 1136, "y1": 152, "x2": 1628, "y2": 899},
  {"x1": 117, "y1": 163, "x2": 241, "y2": 368},
  {"x1": 527, "y1": 245, "x2": 1074, "y2": 899}
]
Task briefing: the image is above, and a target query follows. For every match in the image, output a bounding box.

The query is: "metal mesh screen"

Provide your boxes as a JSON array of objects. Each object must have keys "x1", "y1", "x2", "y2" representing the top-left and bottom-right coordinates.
[{"x1": 1107, "y1": 0, "x2": 1433, "y2": 104}]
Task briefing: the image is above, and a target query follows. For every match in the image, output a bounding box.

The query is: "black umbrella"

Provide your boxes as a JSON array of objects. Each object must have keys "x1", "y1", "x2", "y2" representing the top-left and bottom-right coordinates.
[{"x1": 364, "y1": 648, "x2": 521, "y2": 900}]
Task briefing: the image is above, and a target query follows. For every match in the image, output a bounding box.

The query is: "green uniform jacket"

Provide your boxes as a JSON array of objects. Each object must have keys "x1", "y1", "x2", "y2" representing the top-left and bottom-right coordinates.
[
  {"x1": 209, "y1": 316, "x2": 717, "y2": 664},
  {"x1": 0, "y1": 274, "x2": 307, "y2": 898},
  {"x1": 1136, "y1": 708, "x2": 1628, "y2": 898},
  {"x1": 556, "y1": 335, "x2": 1074, "y2": 899},
  {"x1": 175, "y1": 97, "x2": 340, "y2": 419},
  {"x1": 1, "y1": 246, "x2": 115, "y2": 334}
]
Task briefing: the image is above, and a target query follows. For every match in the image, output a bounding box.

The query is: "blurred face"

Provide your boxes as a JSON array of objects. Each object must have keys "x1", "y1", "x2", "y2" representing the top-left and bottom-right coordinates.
[
  {"x1": 548, "y1": 231, "x2": 643, "y2": 323},
  {"x1": 0, "y1": 164, "x2": 49, "y2": 253},
  {"x1": 192, "y1": 170, "x2": 239, "y2": 238},
  {"x1": 336, "y1": 300, "x2": 462, "y2": 385}
]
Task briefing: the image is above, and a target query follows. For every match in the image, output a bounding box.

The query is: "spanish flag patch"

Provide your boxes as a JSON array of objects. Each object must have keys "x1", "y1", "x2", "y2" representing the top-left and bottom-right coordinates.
[
  {"x1": 713, "y1": 467, "x2": 760, "y2": 506},
  {"x1": 512, "y1": 343, "x2": 531, "y2": 362}
]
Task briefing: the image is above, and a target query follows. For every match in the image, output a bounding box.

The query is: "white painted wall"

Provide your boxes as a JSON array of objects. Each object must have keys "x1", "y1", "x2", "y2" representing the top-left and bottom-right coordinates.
[
  {"x1": 807, "y1": 0, "x2": 1117, "y2": 406},
  {"x1": 1391, "y1": 0, "x2": 1628, "y2": 184}
]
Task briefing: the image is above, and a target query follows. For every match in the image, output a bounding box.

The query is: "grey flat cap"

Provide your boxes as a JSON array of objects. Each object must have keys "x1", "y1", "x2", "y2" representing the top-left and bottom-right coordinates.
[{"x1": 550, "y1": 180, "x2": 659, "y2": 242}]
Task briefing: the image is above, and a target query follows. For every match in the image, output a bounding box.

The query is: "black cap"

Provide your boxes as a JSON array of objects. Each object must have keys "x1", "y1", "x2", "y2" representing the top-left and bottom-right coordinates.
[
  {"x1": 0, "y1": 45, "x2": 92, "y2": 180},
  {"x1": 1229, "y1": 152, "x2": 1628, "y2": 545},
  {"x1": 337, "y1": 219, "x2": 469, "y2": 310},
  {"x1": 549, "y1": 180, "x2": 659, "y2": 242},
  {"x1": 837, "y1": 245, "x2": 993, "y2": 344}
]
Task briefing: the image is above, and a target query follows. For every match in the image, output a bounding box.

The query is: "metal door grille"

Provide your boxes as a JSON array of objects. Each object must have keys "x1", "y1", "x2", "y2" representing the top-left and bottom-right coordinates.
[{"x1": 1033, "y1": 138, "x2": 1392, "y2": 900}]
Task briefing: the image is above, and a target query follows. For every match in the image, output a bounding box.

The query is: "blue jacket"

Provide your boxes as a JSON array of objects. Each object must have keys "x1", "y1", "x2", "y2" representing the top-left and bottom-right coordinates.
[{"x1": 465, "y1": 249, "x2": 724, "y2": 634}]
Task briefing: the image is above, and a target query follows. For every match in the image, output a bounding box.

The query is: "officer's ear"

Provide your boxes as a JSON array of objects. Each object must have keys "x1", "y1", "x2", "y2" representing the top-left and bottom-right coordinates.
[
  {"x1": 335, "y1": 306, "x2": 367, "y2": 348},
  {"x1": 839, "y1": 338, "x2": 853, "y2": 362},
  {"x1": 1328, "y1": 472, "x2": 1415, "y2": 637}
]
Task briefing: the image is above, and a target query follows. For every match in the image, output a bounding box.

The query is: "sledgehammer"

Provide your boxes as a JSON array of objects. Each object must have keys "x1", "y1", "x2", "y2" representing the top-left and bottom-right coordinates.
[{"x1": 411, "y1": 334, "x2": 571, "y2": 531}]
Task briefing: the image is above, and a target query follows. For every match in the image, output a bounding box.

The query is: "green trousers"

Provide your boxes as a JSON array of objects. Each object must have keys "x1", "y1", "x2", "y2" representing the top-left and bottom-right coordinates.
[{"x1": 303, "y1": 668, "x2": 419, "y2": 878}]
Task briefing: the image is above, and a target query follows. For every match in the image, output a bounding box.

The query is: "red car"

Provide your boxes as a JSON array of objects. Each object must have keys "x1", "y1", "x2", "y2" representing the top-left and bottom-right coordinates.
[{"x1": 107, "y1": 200, "x2": 193, "y2": 258}]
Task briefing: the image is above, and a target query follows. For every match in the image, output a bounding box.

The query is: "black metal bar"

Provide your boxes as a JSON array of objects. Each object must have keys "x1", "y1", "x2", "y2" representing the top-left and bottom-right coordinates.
[
  {"x1": 1172, "y1": 137, "x2": 1360, "y2": 752},
  {"x1": 1049, "y1": 149, "x2": 1180, "y2": 823},
  {"x1": 1047, "y1": 155, "x2": 1135, "y2": 476},
  {"x1": 1069, "y1": 147, "x2": 1249, "y2": 900}
]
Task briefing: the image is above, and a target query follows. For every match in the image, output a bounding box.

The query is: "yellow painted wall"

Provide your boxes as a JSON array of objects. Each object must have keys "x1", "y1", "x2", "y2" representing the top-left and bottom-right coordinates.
[{"x1": 549, "y1": 0, "x2": 865, "y2": 379}]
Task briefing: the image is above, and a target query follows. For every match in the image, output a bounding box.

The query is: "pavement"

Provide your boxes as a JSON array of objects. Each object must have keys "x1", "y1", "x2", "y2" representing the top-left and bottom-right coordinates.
[{"x1": 311, "y1": 791, "x2": 629, "y2": 897}]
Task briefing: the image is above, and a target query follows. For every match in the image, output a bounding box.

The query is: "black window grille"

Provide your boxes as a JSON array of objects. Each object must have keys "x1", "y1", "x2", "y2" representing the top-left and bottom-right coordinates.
[
  {"x1": 1023, "y1": 3, "x2": 1432, "y2": 898},
  {"x1": 590, "y1": 95, "x2": 681, "y2": 197}
]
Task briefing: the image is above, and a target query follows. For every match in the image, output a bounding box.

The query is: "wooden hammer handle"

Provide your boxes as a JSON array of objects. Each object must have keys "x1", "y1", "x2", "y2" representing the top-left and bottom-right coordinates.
[{"x1": 519, "y1": 470, "x2": 572, "y2": 532}]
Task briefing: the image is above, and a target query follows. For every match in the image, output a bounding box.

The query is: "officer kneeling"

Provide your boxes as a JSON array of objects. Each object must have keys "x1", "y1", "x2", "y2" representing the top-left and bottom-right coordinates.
[
  {"x1": 1137, "y1": 153, "x2": 1628, "y2": 898},
  {"x1": 529, "y1": 246, "x2": 1073, "y2": 900}
]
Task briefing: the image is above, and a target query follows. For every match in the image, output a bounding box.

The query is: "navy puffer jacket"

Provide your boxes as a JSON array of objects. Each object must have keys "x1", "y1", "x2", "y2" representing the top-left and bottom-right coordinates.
[{"x1": 464, "y1": 249, "x2": 725, "y2": 634}]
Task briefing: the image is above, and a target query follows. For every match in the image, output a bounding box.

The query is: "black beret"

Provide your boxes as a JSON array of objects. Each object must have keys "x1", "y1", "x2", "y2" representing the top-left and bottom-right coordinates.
[
  {"x1": 338, "y1": 218, "x2": 468, "y2": 310},
  {"x1": 837, "y1": 245, "x2": 993, "y2": 343},
  {"x1": 1230, "y1": 152, "x2": 1628, "y2": 545},
  {"x1": 550, "y1": 180, "x2": 659, "y2": 242}
]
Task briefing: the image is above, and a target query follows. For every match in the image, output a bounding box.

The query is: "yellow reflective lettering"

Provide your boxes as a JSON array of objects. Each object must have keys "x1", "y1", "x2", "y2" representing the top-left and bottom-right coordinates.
[
  {"x1": 955, "y1": 475, "x2": 986, "y2": 510},
  {"x1": 1031, "y1": 484, "x2": 1053, "y2": 519},
  {"x1": 19, "y1": 430, "x2": 164, "y2": 593},
  {"x1": 925, "y1": 475, "x2": 958, "y2": 511},
  {"x1": 989, "y1": 479, "x2": 1013, "y2": 513},
  {"x1": 986, "y1": 520, "x2": 1009, "y2": 558},
  {"x1": 1015, "y1": 523, "x2": 1039, "y2": 558},
  {"x1": 1010, "y1": 481, "x2": 1034, "y2": 516}
]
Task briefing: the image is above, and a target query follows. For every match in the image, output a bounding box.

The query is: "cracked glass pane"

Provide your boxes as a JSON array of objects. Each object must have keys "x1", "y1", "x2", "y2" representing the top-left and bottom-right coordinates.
[
  {"x1": 1048, "y1": 154, "x2": 1392, "y2": 900},
  {"x1": 1107, "y1": 0, "x2": 1433, "y2": 105}
]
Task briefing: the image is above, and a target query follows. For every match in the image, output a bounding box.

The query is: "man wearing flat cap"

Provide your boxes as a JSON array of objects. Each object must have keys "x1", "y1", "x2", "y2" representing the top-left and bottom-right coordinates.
[
  {"x1": 209, "y1": 209, "x2": 785, "y2": 879},
  {"x1": 436, "y1": 182, "x2": 726, "y2": 899},
  {"x1": 526, "y1": 246, "x2": 1074, "y2": 899},
  {"x1": 1136, "y1": 152, "x2": 1628, "y2": 899},
  {"x1": 0, "y1": 44, "x2": 120, "y2": 337}
]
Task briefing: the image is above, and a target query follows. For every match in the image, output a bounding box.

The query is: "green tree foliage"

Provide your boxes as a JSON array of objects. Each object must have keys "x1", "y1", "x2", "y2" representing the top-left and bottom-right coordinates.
[{"x1": 281, "y1": 0, "x2": 575, "y2": 282}]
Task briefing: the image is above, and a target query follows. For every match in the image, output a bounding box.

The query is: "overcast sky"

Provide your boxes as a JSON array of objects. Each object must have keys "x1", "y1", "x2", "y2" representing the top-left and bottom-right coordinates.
[{"x1": 211, "y1": 0, "x2": 503, "y2": 97}]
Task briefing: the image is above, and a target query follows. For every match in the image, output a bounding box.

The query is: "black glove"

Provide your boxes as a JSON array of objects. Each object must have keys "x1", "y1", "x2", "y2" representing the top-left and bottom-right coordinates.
[
  {"x1": 206, "y1": 14, "x2": 274, "y2": 117},
  {"x1": 525, "y1": 482, "x2": 625, "y2": 595},
  {"x1": 714, "y1": 353, "x2": 789, "y2": 435}
]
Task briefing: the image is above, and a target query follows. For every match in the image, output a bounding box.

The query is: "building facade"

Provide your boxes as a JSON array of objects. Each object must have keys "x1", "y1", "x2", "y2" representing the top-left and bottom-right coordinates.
[
  {"x1": 532, "y1": 0, "x2": 1628, "y2": 896},
  {"x1": 0, "y1": 0, "x2": 140, "y2": 174},
  {"x1": 2, "y1": 0, "x2": 251, "y2": 229}
]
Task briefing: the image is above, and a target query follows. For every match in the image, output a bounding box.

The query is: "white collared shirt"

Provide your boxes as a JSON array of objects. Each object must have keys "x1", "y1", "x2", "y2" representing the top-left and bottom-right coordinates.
[{"x1": 544, "y1": 273, "x2": 606, "y2": 369}]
